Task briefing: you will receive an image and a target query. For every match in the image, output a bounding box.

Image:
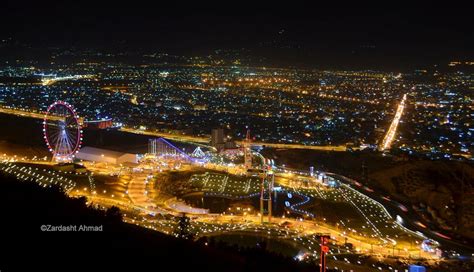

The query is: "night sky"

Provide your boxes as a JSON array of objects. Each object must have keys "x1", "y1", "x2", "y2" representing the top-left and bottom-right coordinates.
[{"x1": 2, "y1": 1, "x2": 473, "y2": 69}]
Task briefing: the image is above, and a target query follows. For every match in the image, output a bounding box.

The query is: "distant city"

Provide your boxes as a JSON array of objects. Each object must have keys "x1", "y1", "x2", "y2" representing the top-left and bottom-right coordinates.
[{"x1": 0, "y1": 46, "x2": 472, "y2": 159}]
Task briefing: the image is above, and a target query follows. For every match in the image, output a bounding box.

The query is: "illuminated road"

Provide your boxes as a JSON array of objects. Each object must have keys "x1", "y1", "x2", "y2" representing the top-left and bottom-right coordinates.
[
  {"x1": 121, "y1": 127, "x2": 346, "y2": 151},
  {"x1": 379, "y1": 93, "x2": 407, "y2": 151},
  {"x1": 0, "y1": 106, "x2": 77, "y2": 123},
  {"x1": 328, "y1": 172, "x2": 474, "y2": 254},
  {"x1": 40, "y1": 74, "x2": 94, "y2": 86},
  {"x1": 120, "y1": 127, "x2": 210, "y2": 145},
  {"x1": 0, "y1": 107, "x2": 61, "y2": 121}
]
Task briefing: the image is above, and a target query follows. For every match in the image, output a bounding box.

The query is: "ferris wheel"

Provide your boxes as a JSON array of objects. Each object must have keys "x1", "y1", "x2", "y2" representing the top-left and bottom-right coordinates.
[{"x1": 43, "y1": 101, "x2": 82, "y2": 162}]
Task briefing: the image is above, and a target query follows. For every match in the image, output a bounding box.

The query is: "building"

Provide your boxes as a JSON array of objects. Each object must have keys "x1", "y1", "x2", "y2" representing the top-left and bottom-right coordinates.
[
  {"x1": 211, "y1": 128, "x2": 225, "y2": 150},
  {"x1": 193, "y1": 104, "x2": 207, "y2": 111},
  {"x1": 76, "y1": 146, "x2": 138, "y2": 164},
  {"x1": 224, "y1": 140, "x2": 237, "y2": 149},
  {"x1": 83, "y1": 118, "x2": 113, "y2": 129}
]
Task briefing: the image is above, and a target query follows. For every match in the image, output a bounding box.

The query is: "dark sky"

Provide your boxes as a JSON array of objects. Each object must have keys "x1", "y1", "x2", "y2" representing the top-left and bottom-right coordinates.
[{"x1": 2, "y1": 1, "x2": 473, "y2": 69}]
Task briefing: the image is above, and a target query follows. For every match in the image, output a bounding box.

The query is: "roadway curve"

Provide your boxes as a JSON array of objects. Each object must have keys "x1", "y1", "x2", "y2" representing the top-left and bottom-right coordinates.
[{"x1": 327, "y1": 172, "x2": 474, "y2": 255}]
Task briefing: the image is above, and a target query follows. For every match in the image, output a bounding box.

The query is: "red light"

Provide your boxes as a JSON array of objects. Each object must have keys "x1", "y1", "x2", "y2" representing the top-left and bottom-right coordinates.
[{"x1": 321, "y1": 245, "x2": 329, "y2": 253}]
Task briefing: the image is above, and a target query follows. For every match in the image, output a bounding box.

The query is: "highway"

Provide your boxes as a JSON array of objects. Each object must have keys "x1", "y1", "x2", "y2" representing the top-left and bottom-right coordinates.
[
  {"x1": 40, "y1": 74, "x2": 94, "y2": 86},
  {"x1": 121, "y1": 127, "x2": 347, "y2": 151},
  {"x1": 0, "y1": 107, "x2": 49, "y2": 120},
  {"x1": 379, "y1": 93, "x2": 407, "y2": 151},
  {"x1": 120, "y1": 127, "x2": 210, "y2": 145},
  {"x1": 0, "y1": 107, "x2": 71, "y2": 122}
]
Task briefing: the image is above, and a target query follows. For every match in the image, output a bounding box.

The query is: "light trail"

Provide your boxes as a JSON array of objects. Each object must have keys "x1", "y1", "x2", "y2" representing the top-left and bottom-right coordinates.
[{"x1": 379, "y1": 93, "x2": 407, "y2": 151}]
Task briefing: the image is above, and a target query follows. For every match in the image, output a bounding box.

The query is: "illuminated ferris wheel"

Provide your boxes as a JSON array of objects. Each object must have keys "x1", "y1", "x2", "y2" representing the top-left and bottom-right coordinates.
[{"x1": 43, "y1": 101, "x2": 82, "y2": 162}]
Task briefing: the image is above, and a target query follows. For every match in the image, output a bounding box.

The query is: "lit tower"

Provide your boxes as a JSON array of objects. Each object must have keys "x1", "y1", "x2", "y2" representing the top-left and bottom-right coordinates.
[
  {"x1": 243, "y1": 129, "x2": 252, "y2": 169},
  {"x1": 259, "y1": 173, "x2": 265, "y2": 223},
  {"x1": 319, "y1": 235, "x2": 330, "y2": 272},
  {"x1": 259, "y1": 165, "x2": 274, "y2": 223},
  {"x1": 267, "y1": 168, "x2": 274, "y2": 222}
]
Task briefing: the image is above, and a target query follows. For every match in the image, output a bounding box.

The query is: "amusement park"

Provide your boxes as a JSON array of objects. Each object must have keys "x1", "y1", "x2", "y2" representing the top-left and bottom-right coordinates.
[{"x1": 1, "y1": 100, "x2": 470, "y2": 272}]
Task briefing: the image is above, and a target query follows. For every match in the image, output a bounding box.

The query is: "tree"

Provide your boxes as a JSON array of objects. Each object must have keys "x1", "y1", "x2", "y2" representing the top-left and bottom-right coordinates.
[
  {"x1": 176, "y1": 213, "x2": 193, "y2": 240},
  {"x1": 106, "y1": 206, "x2": 123, "y2": 222}
]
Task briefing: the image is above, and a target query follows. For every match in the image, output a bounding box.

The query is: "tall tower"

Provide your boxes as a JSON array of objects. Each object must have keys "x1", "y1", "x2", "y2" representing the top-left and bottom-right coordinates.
[
  {"x1": 243, "y1": 129, "x2": 252, "y2": 169},
  {"x1": 319, "y1": 235, "x2": 330, "y2": 272},
  {"x1": 259, "y1": 168, "x2": 274, "y2": 223},
  {"x1": 267, "y1": 169, "x2": 274, "y2": 222}
]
